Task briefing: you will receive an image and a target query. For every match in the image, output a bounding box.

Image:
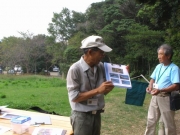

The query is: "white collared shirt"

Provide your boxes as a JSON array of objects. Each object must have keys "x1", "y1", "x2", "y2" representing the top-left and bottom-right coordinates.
[{"x1": 66, "y1": 56, "x2": 106, "y2": 112}]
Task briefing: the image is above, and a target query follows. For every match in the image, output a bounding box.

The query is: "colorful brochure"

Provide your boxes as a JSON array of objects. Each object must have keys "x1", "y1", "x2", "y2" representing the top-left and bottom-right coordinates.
[{"x1": 104, "y1": 62, "x2": 132, "y2": 88}]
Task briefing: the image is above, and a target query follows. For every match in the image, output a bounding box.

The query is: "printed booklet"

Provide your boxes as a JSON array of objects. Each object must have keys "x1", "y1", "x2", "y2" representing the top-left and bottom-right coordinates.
[{"x1": 104, "y1": 62, "x2": 132, "y2": 88}]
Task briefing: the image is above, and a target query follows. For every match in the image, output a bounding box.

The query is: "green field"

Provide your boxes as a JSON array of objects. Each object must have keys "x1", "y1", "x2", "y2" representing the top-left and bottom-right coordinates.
[
  {"x1": 1, "y1": 75, "x2": 179, "y2": 135},
  {"x1": 0, "y1": 75, "x2": 70, "y2": 116}
]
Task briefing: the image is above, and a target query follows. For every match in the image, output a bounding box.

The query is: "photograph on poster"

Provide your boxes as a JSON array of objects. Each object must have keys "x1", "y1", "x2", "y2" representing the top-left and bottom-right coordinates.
[
  {"x1": 122, "y1": 80, "x2": 131, "y2": 85},
  {"x1": 112, "y1": 67, "x2": 123, "y2": 73},
  {"x1": 111, "y1": 78, "x2": 120, "y2": 83},
  {"x1": 120, "y1": 74, "x2": 129, "y2": 80},
  {"x1": 110, "y1": 73, "x2": 119, "y2": 78}
]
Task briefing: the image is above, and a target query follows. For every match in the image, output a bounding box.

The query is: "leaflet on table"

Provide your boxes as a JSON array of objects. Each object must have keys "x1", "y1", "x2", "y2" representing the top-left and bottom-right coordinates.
[
  {"x1": 104, "y1": 62, "x2": 132, "y2": 88},
  {"x1": 32, "y1": 127, "x2": 67, "y2": 135},
  {"x1": 0, "y1": 105, "x2": 8, "y2": 115},
  {"x1": 0, "y1": 113, "x2": 20, "y2": 119},
  {"x1": 0, "y1": 125, "x2": 11, "y2": 135},
  {"x1": 0, "y1": 105, "x2": 8, "y2": 110},
  {"x1": 0, "y1": 113, "x2": 52, "y2": 125}
]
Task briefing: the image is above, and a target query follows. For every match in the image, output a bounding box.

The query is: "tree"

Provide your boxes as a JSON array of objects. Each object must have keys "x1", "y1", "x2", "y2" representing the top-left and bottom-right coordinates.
[
  {"x1": 30, "y1": 35, "x2": 48, "y2": 74},
  {"x1": 136, "y1": 0, "x2": 180, "y2": 66},
  {"x1": 124, "y1": 22, "x2": 164, "y2": 77},
  {"x1": 48, "y1": 8, "x2": 76, "y2": 42},
  {"x1": 85, "y1": 1, "x2": 106, "y2": 34},
  {"x1": 17, "y1": 32, "x2": 49, "y2": 73},
  {"x1": 0, "y1": 36, "x2": 23, "y2": 70},
  {"x1": 98, "y1": 0, "x2": 141, "y2": 63}
]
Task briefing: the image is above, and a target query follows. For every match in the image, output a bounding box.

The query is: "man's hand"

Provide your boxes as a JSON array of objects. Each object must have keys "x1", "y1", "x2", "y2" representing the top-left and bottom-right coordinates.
[
  {"x1": 150, "y1": 89, "x2": 160, "y2": 95},
  {"x1": 126, "y1": 64, "x2": 130, "y2": 73},
  {"x1": 146, "y1": 86, "x2": 152, "y2": 94},
  {"x1": 97, "y1": 81, "x2": 114, "y2": 94},
  {"x1": 73, "y1": 81, "x2": 114, "y2": 102}
]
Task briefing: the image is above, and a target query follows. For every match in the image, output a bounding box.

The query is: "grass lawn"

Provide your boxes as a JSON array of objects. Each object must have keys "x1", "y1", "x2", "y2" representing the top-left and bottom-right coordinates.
[
  {"x1": 101, "y1": 88, "x2": 150, "y2": 135},
  {"x1": 0, "y1": 75, "x2": 71, "y2": 116},
  {"x1": 1, "y1": 75, "x2": 180, "y2": 135}
]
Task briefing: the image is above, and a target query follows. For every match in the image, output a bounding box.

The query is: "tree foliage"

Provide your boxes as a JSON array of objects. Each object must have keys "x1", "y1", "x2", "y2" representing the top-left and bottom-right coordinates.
[
  {"x1": 1, "y1": 0, "x2": 180, "y2": 77},
  {"x1": 136, "y1": 0, "x2": 180, "y2": 68},
  {"x1": 0, "y1": 37, "x2": 23, "y2": 68},
  {"x1": 124, "y1": 22, "x2": 164, "y2": 76},
  {"x1": 48, "y1": 8, "x2": 76, "y2": 42},
  {"x1": 0, "y1": 34, "x2": 49, "y2": 73}
]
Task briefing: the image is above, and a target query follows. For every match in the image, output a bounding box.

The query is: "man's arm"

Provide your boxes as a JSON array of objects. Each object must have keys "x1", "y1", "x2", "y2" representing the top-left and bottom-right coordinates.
[
  {"x1": 151, "y1": 83, "x2": 179, "y2": 95},
  {"x1": 159, "y1": 83, "x2": 179, "y2": 93},
  {"x1": 73, "y1": 81, "x2": 114, "y2": 102},
  {"x1": 146, "y1": 79, "x2": 155, "y2": 93}
]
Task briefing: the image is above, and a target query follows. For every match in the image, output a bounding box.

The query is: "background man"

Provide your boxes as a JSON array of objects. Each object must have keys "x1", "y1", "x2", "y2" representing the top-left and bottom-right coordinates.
[{"x1": 145, "y1": 44, "x2": 180, "y2": 135}]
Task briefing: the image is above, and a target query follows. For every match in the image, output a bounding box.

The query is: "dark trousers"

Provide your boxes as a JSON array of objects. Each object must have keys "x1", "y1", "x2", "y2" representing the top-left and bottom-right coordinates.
[{"x1": 70, "y1": 110, "x2": 101, "y2": 135}]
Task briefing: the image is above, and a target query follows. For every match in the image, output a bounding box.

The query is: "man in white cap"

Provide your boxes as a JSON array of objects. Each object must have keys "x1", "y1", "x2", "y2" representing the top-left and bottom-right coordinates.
[{"x1": 66, "y1": 35, "x2": 114, "y2": 135}]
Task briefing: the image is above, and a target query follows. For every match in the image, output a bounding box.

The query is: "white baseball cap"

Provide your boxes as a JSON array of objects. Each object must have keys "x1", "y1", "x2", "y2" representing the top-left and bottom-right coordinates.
[{"x1": 80, "y1": 35, "x2": 112, "y2": 52}]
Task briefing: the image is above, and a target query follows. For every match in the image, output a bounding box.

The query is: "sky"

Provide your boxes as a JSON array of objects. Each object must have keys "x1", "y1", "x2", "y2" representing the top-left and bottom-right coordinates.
[{"x1": 0, "y1": 0, "x2": 103, "y2": 40}]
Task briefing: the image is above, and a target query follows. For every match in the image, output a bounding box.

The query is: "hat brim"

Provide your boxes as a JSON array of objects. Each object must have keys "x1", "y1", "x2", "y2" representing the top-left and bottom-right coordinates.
[{"x1": 98, "y1": 44, "x2": 112, "y2": 52}]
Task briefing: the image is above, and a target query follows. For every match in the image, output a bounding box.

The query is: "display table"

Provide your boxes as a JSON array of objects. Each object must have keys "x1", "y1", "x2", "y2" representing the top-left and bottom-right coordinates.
[{"x1": 0, "y1": 108, "x2": 72, "y2": 135}]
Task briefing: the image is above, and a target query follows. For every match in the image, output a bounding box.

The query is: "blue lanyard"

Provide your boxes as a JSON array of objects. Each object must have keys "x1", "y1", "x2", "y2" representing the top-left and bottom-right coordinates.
[{"x1": 156, "y1": 63, "x2": 171, "y2": 83}]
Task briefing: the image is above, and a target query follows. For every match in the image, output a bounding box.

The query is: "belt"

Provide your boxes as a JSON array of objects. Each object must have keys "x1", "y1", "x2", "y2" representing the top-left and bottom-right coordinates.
[
  {"x1": 74, "y1": 109, "x2": 104, "y2": 115},
  {"x1": 157, "y1": 92, "x2": 170, "y2": 97}
]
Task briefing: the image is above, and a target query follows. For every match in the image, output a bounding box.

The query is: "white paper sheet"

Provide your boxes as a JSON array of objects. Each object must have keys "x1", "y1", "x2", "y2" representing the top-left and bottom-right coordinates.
[
  {"x1": 0, "y1": 125, "x2": 11, "y2": 135},
  {"x1": 32, "y1": 127, "x2": 67, "y2": 135},
  {"x1": 0, "y1": 113, "x2": 20, "y2": 119},
  {"x1": 0, "y1": 105, "x2": 8, "y2": 110},
  {"x1": 30, "y1": 115, "x2": 52, "y2": 125}
]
